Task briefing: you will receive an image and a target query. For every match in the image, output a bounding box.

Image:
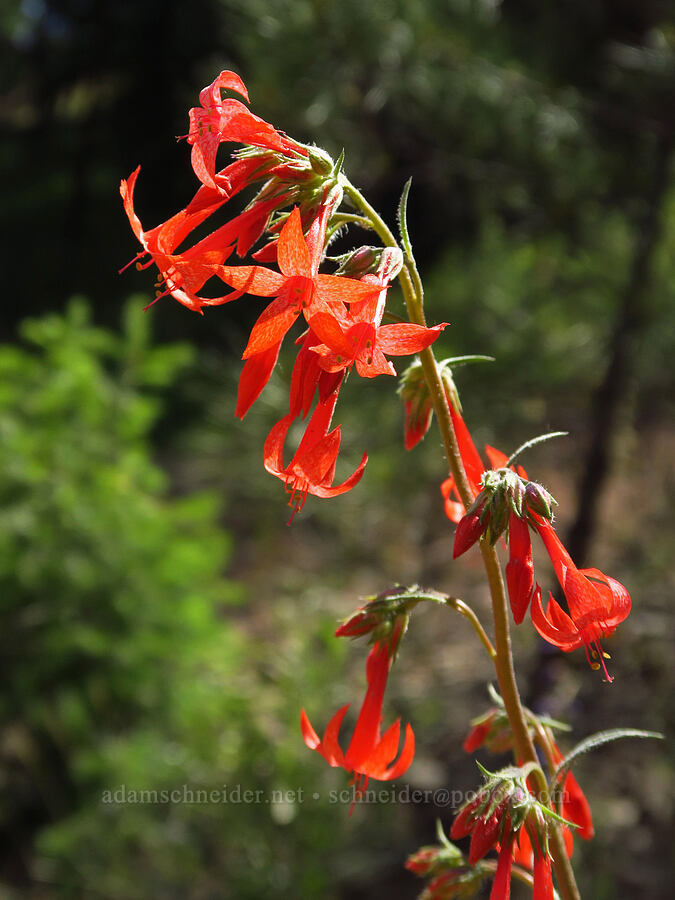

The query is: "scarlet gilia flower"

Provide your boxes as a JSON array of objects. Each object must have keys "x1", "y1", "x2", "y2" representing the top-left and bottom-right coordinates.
[
  {"x1": 334, "y1": 585, "x2": 422, "y2": 658},
  {"x1": 215, "y1": 206, "x2": 381, "y2": 358},
  {"x1": 505, "y1": 511, "x2": 535, "y2": 625},
  {"x1": 461, "y1": 700, "x2": 594, "y2": 856},
  {"x1": 462, "y1": 709, "x2": 516, "y2": 755},
  {"x1": 450, "y1": 769, "x2": 556, "y2": 900},
  {"x1": 119, "y1": 165, "x2": 274, "y2": 312},
  {"x1": 300, "y1": 642, "x2": 415, "y2": 803},
  {"x1": 263, "y1": 390, "x2": 367, "y2": 519},
  {"x1": 398, "y1": 357, "x2": 462, "y2": 450},
  {"x1": 307, "y1": 247, "x2": 447, "y2": 378},
  {"x1": 186, "y1": 70, "x2": 307, "y2": 192},
  {"x1": 531, "y1": 520, "x2": 631, "y2": 680},
  {"x1": 440, "y1": 407, "x2": 487, "y2": 523}
]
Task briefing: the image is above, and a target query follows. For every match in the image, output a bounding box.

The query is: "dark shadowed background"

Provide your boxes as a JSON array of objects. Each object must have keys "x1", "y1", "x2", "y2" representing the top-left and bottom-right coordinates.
[{"x1": 1, "y1": 1, "x2": 673, "y2": 897}]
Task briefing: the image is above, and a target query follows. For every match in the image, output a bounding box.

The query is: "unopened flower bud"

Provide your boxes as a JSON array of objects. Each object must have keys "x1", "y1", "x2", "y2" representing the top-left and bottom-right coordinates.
[
  {"x1": 333, "y1": 245, "x2": 382, "y2": 278},
  {"x1": 420, "y1": 867, "x2": 486, "y2": 900},
  {"x1": 524, "y1": 481, "x2": 557, "y2": 523},
  {"x1": 469, "y1": 468, "x2": 528, "y2": 545},
  {"x1": 399, "y1": 359, "x2": 460, "y2": 451},
  {"x1": 406, "y1": 843, "x2": 463, "y2": 878},
  {"x1": 335, "y1": 586, "x2": 419, "y2": 656},
  {"x1": 307, "y1": 146, "x2": 334, "y2": 175},
  {"x1": 463, "y1": 709, "x2": 516, "y2": 754}
]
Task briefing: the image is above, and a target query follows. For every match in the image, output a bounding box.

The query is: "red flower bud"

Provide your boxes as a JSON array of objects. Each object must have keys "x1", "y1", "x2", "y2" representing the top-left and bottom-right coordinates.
[{"x1": 452, "y1": 503, "x2": 486, "y2": 558}]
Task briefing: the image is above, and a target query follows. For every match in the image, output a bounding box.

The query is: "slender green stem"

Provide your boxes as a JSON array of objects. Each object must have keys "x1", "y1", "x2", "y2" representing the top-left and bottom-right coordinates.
[
  {"x1": 445, "y1": 597, "x2": 497, "y2": 660},
  {"x1": 342, "y1": 175, "x2": 580, "y2": 900}
]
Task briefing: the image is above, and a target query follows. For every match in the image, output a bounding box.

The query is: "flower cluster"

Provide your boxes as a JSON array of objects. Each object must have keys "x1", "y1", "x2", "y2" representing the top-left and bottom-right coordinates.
[
  {"x1": 121, "y1": 71, "x2": 446, "y2": 517},
  {"x1": 463, "y1": 708, "x2": 594, "y2": 852},
  {"x1": 443, "y1": 409, "x2": 631, "y2": 678},
  {"x1": 301, "y1": 639, "x2": 414, "y2": 806}
]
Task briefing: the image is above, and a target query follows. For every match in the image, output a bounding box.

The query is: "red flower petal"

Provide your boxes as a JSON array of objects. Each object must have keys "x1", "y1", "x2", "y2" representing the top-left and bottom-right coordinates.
[
  {"x1": 314, "y1": 273, "x2": 382, "y2": 305},
  {"x1": 242, "y1": 296, "x2": 299, "y2": 358},
  {"x1": 376, "y1": 322, "x2": 447, "y2": 355},
  {"x1": 489, "y1": 833, "x2": 515, "y2": 900},
  {"x1": 381, "y1": 722, "x2": 415, "y2": 780},
  {"x1": 277, "y1": 207, "x2": 312, "y2": 278},
  {"x1": 506, "y1": 512, "x2": 534, "y2": 624},
  {"x1": 363, "y1": 719, "x2": 403, "y2": 775},
  {"x1": 530, "y1": 587, "x2": 582, "y2": 651},
  {"x1": 215, "y1": 264, "x2": 285, "y2": 296},
  {"x1": 319, "y1": 705, "x2": 349, "y2": 767},
  {"x1": 235, "y1": 341, "x2": 282, "y2": 419},
  {"x1": 533, "y1": 854, "x2": 554, "y2": 900}
]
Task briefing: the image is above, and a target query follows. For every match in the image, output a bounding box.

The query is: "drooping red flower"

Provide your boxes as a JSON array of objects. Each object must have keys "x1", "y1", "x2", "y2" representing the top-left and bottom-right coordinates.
[
  {"x1": 186, "y1": 70, "x2": 306, "y2": 191},
  {"x1": 451, "y1": 800, "x2": 553, "y2": 900},
  {"x1": 490, "y1": 832, "x2": 517, "y2": 900},
  {"x1": 120, "y1": 166, "x2": 236, "y2": 312},
  {"x1": 305, "y1": 251, "x2": 446, "y2": 377},
  {"x1": 215, "y1": 207, "x2": 381, "y2": 358},
  {"x1": 505, "y1": 511, "x2": 535, "y2": 624},
  {"x1": 263, "y1": 390, "x2": 367, "y2": 518},
  {"x1": 300, "y1": 642, "x2": 415, "y2": 800},
  {"x1": 440, "y1": 407, "x2": 487, "y2": 523},
  {"x1": 288, "y1": 327, "x2": 344, "y2": 419},
  {"x1": 120, "y1": 164, "x2": 283, "y2": 312},
  {"x1": 530, "y1": 521, "x2": 631, "y2": 679}
]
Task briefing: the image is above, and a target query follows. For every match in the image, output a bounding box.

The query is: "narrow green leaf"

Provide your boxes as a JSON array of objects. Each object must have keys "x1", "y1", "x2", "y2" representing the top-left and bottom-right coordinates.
[
  {"x1": 397, "y1": 178, "x2": 414, "y2": 260},
  {"x1": 552, "y1": 728, "x2": 664, "y2": 787},
  {"x1": 333, "y1": 148, "x2": 345, "y2": 175},
  {"x1": 438, "y1": 355, "x2": 495, "y2": 368},
  {"x1": 505, "y1": 431, "x2": 568, "y2": 469}
]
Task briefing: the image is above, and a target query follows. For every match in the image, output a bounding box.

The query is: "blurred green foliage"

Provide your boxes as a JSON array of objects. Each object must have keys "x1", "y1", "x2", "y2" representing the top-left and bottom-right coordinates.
[{"x1": 0, "y1": 301, "x2": 376, "y2": 899}]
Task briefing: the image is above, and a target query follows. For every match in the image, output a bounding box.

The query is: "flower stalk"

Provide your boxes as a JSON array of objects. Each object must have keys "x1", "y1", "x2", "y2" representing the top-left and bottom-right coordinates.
[{"x1": 343, "y1": 175, "x2": 581, "y2": 900}]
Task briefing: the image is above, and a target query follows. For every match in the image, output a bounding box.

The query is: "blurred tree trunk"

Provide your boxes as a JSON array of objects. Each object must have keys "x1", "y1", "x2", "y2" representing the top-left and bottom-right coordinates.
[
  {"x1": 526, "y1": 133, "x2": 672, "y2": 712},
  {"x1": 565, "y1": 133, "x2": 672, "y2": 567}
]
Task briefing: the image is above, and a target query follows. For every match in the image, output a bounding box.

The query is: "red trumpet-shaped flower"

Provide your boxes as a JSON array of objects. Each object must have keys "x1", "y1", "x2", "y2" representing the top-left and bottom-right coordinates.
[
  {"x1": 263, "y1": 391, "x2": 367, "y2": 519},
  {"x1": 301, "y1": 642, "x2": 415, "y2": 801},
  {"x1": 531, "y1": 521, "x2": 631, "y2": 680},
  {"x1": 451, "y1": 797, "x2": 554, "y2": 900},
  {"x1": 186, "y1": 70, "x2": 306, "y2": 191},
  {"x1": 120, "y1": 163, "x2": 282, "y2": 312},
  {"x1": 505, "y1": 511, "x2": 535, "y2": 625},
  {"x1": 215, "y1": 207, "x2": 381, "y2": 358},
  {"x1": 307, "y1": 257, "x2": 446, "y2": 379},
  {"x1": 440, "y1": 406, "x2": 488, "y2": 523}
]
